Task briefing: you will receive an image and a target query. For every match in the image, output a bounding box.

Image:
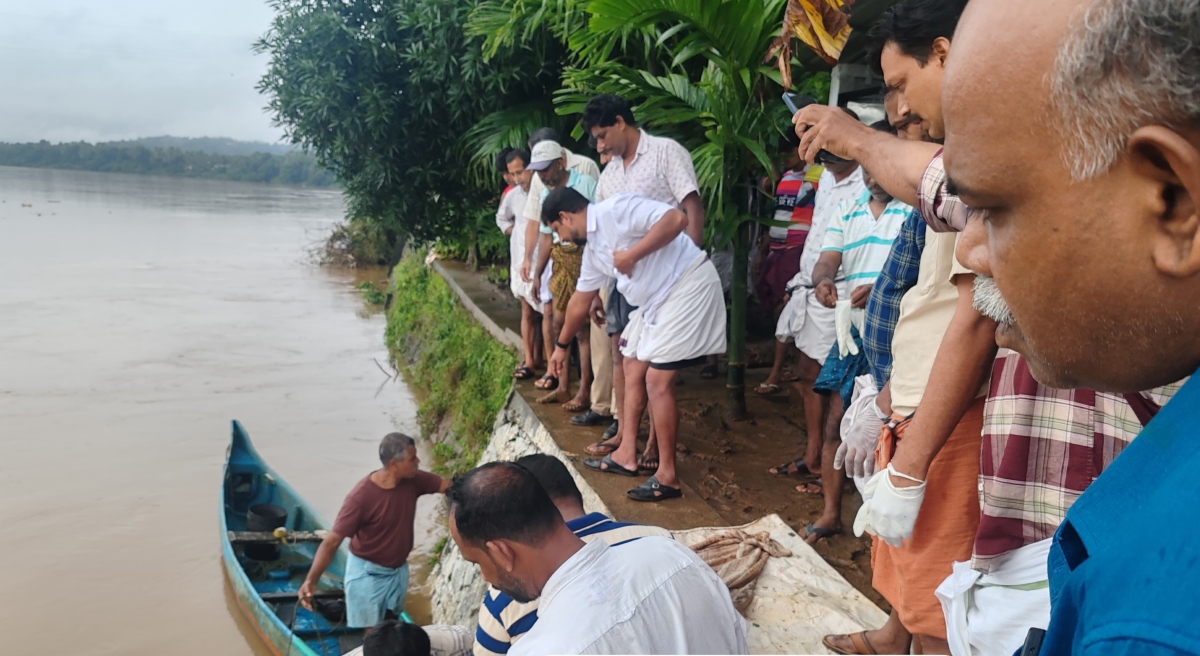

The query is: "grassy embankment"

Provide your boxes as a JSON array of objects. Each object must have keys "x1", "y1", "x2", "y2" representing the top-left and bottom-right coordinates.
[{"x1": 385, "y1": 250, "x2": 517, "y2": 476}]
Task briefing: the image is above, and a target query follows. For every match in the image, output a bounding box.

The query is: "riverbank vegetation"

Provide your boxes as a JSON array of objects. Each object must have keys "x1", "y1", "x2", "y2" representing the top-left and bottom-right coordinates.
[
  {"x1": 258, "y1": 0, "x2": 829, "y2": 410},
  {"x1": 0, "y1": 140, "x2": 336, "y2": 186},
  {"x1": 385, "y1": 250, "x2": 517, "y2": 475}
]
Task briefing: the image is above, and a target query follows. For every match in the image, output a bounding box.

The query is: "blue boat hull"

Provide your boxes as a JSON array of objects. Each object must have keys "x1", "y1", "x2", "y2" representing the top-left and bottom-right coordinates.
[{"x1": 220, "y1": 420, "x2": 410, "y2": 656}]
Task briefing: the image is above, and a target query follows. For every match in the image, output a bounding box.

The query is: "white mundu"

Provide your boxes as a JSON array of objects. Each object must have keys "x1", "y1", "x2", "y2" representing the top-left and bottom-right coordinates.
[
  {"x1": 575, "y1": 193, "x2": 726, "y2": 364},
  {"x1": 510, "y1": 537, "x2": 749, "y2": 655}
]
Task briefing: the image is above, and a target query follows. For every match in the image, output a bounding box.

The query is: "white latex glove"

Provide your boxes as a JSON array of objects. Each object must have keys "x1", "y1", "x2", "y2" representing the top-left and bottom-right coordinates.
[
  {"x1": 852, "y1": 463, "x2": 926, "y2": 547},
  {"x1": 834, "y1": 300, "x2": 858, "y2": 357},
  {"x1": 834, "y1": 375, "x2": 884, "y2": 479}
]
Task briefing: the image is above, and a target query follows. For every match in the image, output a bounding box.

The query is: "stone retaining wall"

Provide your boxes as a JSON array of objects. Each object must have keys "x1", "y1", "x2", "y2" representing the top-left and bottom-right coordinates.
[{"x1": 428, "y1": 390, "x2": 613, "y2": 629}]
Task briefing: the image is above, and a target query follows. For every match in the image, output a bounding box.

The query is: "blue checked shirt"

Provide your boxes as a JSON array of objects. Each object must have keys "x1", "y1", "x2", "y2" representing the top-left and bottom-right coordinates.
[{"x1": 863, "y1": 208, "x2": 926, "y2": 390}]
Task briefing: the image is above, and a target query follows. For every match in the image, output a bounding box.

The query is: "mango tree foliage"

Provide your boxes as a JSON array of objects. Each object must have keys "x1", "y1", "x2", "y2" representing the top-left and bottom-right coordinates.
[{"x1": 256, "y1": 0, "x2": 565, "y2": 248}]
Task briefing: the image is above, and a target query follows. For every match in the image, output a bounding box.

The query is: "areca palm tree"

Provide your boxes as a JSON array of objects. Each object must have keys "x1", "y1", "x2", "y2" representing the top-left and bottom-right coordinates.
[
  {"x1": 559, "y1": 0, "x2": 793, "y2": 418},
  {"x1": 466, "y1": 0, "x2": 822, "y2": 417}
]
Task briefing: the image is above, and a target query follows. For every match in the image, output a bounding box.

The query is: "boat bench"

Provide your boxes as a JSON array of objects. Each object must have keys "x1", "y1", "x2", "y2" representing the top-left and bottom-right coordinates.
[{"x1": 227, "y1": 530, "x2": 330, "y2": 544}]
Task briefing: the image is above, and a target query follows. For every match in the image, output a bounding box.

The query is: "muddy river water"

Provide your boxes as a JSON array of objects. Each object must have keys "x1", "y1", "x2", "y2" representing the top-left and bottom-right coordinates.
[{"x1": 0, "y1": 166, "x2": 444, "y2": 654}]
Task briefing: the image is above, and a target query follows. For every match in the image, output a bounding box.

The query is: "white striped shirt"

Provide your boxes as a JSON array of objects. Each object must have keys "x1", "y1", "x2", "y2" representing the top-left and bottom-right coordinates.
[{"x1": 473, "y1": 513, "x2": 671, "y2": 656}]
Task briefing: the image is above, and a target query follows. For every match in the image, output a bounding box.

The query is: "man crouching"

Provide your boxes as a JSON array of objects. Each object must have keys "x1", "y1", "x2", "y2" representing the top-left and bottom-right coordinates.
[{"x1": 543, "y1": 187, "x2": 726, "y2": 502}]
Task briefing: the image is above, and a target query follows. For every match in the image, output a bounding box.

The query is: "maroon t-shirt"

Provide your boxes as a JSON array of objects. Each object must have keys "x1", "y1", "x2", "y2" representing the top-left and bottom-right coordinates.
[{"x1": 331, "y1": 470, "x2": 443, "y2": 568}]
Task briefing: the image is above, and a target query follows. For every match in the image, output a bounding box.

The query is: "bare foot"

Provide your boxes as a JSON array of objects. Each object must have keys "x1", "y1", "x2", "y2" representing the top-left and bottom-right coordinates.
[{"x1": 563, "y1": 391, "x2": 589, "y2": 412}]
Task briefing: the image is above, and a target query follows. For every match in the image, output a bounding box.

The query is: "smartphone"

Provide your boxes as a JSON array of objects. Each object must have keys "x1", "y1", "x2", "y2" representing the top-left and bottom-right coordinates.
[
  {"x1": 783, "y1": 92, "x2": 848, "y2": 164},
  {"x1": 782, "y1": 92, "x2": 813, "y2": 115}
]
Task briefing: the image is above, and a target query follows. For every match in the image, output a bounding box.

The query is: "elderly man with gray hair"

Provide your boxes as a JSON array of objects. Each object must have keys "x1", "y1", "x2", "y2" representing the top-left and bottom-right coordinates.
[{"x1": 299, "y1": 433, "x2": 449, "y2": 627}]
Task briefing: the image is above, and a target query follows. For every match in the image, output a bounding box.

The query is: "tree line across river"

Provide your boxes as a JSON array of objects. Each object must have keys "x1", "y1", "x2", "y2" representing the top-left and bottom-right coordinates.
[{"x1": 0, "y1": 139, "x2": 337, "y2": 187}]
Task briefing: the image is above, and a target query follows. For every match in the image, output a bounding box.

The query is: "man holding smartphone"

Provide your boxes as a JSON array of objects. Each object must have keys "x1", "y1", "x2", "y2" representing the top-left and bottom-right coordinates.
[{"x1": 770, "y1": 107, "x2": 867, "y2": 492}]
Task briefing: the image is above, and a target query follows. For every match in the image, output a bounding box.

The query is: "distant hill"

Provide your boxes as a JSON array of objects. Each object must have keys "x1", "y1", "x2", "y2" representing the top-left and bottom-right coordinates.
[
  {"x1": 0, "y1": 140, "x2": 336, "y2": 187},
  {"x1": 107, "y1": 136, "x2": 296, "y2": 157}
]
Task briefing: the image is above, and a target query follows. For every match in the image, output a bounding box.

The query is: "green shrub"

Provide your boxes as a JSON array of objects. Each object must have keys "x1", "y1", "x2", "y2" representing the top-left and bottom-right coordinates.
[
  {"x1": 386, "y1": 249, "x2": 517, "y2": 475},
  {"x1": 357, "y1": 281, "x2": 387, "y2": 305}
]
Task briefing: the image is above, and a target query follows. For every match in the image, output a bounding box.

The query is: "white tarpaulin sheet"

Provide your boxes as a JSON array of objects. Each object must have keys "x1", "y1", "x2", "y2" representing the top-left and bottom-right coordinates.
[{"x1": 673, "y1": 514, "x2": 888, "y2": 655}]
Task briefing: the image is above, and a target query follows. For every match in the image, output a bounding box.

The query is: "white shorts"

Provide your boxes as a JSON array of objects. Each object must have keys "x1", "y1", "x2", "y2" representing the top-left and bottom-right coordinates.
[{"x1": 619, "y1": 257, "x2": 726, "y2": 366}]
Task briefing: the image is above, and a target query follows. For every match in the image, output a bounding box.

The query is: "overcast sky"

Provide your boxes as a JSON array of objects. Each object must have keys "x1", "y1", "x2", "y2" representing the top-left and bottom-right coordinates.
[{"x1": 0, "y1": 1, "x2": 286, "y2": 144}]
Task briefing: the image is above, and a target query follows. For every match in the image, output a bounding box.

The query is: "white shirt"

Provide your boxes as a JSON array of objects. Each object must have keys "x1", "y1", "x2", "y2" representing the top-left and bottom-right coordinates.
[
  {"x1": 576, "y1": 193, "x2": 703, "y2": 313},
  {"x1": 792, "y1": 166, "x2": 866, "y2": 288},
  {"x1": 524, "y1": 149, "x2": 601, "y2": 222},
  {"x1": 495, "y1": 185, "x2": 527, "y2": 234},
  {"x1": 510, "y1": 537, "x2": 749, "y2": 656},
  {"x1": 342, "y1": 624, "x2": 472, "y2": 656},
  {"x1": 595, "y1": 129, "x2": 699, "y2": 206},
  {"x1": 820, "y1": 192, "x2": 910, "y2": 285}
]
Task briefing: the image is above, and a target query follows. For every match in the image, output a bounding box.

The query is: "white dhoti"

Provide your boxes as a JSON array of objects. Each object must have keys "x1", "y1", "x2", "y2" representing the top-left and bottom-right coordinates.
[
  {"x1": 936, "y1": 538, "x2": 1052, "y2": 656},
  {"x1": 773, "y1": 281, "x2": 843, "y2": 365},
  {"x1": 619, "y1": 256, "x2": 726, "y2": 365},
  {"x1": 539, "y1": 259, "x2": 553, "y2": 306},
  {"x1": 509, "y1": 216, "x2": 540, "y2": 309}
]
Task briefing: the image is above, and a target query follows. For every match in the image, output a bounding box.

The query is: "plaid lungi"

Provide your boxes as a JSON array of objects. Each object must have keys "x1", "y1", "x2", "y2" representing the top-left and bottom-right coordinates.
[{"x1": 549, "y1": 242, "x2": 582, "y2": 313}]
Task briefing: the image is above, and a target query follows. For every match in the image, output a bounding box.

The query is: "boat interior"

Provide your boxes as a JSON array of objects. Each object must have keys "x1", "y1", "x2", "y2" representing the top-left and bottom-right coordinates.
[{"x1": 224, "y1": 441, "x2": 366, "y2": 656}]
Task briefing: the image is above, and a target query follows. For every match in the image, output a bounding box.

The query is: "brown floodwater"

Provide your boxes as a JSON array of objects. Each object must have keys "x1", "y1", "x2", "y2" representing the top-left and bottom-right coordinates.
[{"x1": 0, "y1": 166, "x2": 443, "y2": 655}]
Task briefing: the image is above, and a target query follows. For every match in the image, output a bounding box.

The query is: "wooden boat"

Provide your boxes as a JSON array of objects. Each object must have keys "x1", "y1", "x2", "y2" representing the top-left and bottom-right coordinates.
[{"x1": 221, "y1": 420, "x2": 412, "y2": 656}]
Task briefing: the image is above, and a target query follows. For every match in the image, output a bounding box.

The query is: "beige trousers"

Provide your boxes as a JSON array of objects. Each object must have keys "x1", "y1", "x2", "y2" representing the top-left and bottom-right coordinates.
[{"x1": 589, "y1": 283, "x2": 616, "y2": 417}]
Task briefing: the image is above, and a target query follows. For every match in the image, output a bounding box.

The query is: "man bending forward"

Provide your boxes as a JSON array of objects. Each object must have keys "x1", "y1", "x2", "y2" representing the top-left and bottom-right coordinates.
[{"x1": 544, "y1": 187, "x2": 726, "y2": 502}]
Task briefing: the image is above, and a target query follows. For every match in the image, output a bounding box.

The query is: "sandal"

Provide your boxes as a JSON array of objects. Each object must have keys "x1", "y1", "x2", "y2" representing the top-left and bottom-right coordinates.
[
  {"x1": 754, "y1": 382, "x2": 781, "y2": 395},
  {"x1": 796, "y1": 480, "x2": 824, "y2": 495},
  {"x1": 803, "y1": 522, "x2": 837, "y2": 543},
  {"x1": 637, "y1": 447, "x2": 659, "y2": 472},
  {"x1": 627, "y1": 476, "x2": 682, "y2": 502},
  {"x1": 584, "y1": 437, "x2": 621, "y2": 456},
  {"x1": 769, "y1": 458, "x2": 811, "y2": 476},
  {"x1": 583, "y1": 455, "x2": 638, "y2": 477},
  {"x1": 700, "y1": 363, "x2": 719, "y2": 379},
  {"x1": 822, "y1": 631, "x2": 879, "y2": 655},
  {"x1": 534, "y1": 375, "x2": 558, "y2": 390},
  {"x1": 512, "y1": 366, "x2": 536, "y2": 380}
]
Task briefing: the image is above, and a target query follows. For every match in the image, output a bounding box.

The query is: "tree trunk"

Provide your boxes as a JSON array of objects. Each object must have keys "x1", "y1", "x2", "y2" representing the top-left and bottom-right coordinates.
[
  {"x1": 466, "y1": 232, "x2": 479, "y2": 271},
  {"x1": 725, "y1": 220, "x2": 749, "y2": 421}
]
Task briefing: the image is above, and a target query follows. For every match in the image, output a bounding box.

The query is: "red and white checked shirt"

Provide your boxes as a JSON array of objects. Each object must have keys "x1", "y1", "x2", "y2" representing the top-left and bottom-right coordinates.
[
  {"x1": 916, "y1": 150, "x2": 970, "y2": 233},
  {"x1": 973, "y1": 350, "x2": 1185, "y2": 569}
]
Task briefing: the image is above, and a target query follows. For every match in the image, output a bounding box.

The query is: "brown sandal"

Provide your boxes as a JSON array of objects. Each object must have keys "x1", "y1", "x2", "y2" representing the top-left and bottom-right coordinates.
[{"x1": 822, "y1": 631, "x2": 877, "y2": 655}]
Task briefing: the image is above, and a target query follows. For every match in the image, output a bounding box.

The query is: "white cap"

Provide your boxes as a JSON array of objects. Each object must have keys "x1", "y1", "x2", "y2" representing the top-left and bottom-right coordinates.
[{"x1": 527, "y1": 141, "x2": 564, "y2": 171}]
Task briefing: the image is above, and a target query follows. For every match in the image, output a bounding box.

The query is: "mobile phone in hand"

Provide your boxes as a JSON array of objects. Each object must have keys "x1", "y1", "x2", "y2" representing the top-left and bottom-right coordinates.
[
  {"x1": 782, "y1": 92, "x2": 815, "y2": 115},
  {"x1": 782, "y1": 93, "x2": 846, "y2": 164}
]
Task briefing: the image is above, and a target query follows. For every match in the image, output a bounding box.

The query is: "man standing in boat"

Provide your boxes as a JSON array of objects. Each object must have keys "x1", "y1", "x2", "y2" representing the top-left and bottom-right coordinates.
[{"x1": 300, "y1": 433, "x2": 449, "y2": 627}]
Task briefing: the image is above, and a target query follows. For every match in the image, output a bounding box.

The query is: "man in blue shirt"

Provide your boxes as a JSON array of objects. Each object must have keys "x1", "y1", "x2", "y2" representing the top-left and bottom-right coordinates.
[
  {"x1": 472, "y1": 454, "x2": 670, "y2": 655},
  {"x1": 940, "y1": 0, "x2": 1200, "y2": 653}
]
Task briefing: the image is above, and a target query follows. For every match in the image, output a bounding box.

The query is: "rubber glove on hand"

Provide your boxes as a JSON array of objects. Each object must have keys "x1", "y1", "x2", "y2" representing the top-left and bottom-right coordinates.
[
  {"x1": 834, "y1": 375, "x2": 883, "y2": 479},
  {"x1": 852, "y1": 464, "x2": 926, "y2": 547}
]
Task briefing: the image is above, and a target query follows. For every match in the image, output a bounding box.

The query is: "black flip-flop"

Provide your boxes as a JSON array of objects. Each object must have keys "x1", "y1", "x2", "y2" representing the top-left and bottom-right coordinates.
[
  {"x1": 534, "y1": 375, "x2": 558, "y2": 390},
  {"x1": 700, "y1": 363, "x2": 719, "y2": 379},
  {"x1": 803, "y1": 522, "x2": 837, "y2": 542},
  {"x1": 627, "y1": 476, "x2": 682, "y2": 502},
  {"x1": 583, "y1": 455, "x2": 638, "y2": 477},
  {"x1": 512, "y1": 366, "x2": 536, "y2": 380}
]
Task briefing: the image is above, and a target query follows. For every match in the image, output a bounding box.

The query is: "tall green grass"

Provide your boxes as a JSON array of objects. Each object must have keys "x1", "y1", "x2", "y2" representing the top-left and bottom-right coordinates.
[{"x1": 386, "y1": 250, "x2": 517, "y2": 475}]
